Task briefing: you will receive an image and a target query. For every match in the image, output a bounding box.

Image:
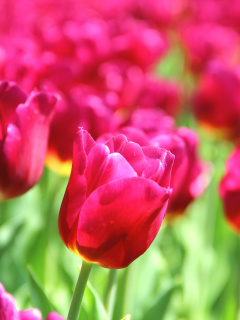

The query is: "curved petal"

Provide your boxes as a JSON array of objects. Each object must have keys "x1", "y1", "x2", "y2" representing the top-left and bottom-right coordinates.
[
  {"x1": 142, "y1": 146, "x2": 174, "y2": 188},
  {"x1": 150, "y1": 133, "x2": 188, "y2": 193},
  {"x1": 0, "y1": 81, "x2": 27, "y2": 141},
  {"x1": 106, "y1": 134, "x2": 150, "y2": 176},
  {"x1": 120, "y1": 126, "x2": 150, "y2": 147},
  {"x1": 105, "y1": 134, "x2": 128, "y2": 154},
  {"x1": 85, "y1": 143, "x2": 137, "y2": 195},
  {"x1": 59, "y1": 128, "x2": 95, "y2": 252},
  {"x1": 75, "y1": 177, "x2": 171, "y2": 268}
]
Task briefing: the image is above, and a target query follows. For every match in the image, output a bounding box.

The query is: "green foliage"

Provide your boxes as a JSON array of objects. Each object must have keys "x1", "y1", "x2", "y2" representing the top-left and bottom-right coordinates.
[
  {"x1": 79, "y1": 283, "x2": 107, "y2": 320},
  {"x1": 28, "y1": 267, "x2": 56, "y2": 318}
]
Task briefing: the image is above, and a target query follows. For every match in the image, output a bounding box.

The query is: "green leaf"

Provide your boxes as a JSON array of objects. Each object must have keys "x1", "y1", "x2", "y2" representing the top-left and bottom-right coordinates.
[
  {"x1": 28, "y1": 266, "x2": 55, "y2": 318},
  {"x1": 79, "y1": 282, "x2": 107, "y2": 320},
  {"x1": 120, "y1": 315, "x2": 131, "y2": 320},
  {"x1": 142, "y1": 283, "x2": 176, "y2": 320}
]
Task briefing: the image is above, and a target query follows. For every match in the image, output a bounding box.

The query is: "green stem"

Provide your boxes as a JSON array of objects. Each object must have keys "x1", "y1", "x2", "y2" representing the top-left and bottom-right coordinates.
[{"x1": 67, "y1": 261, "x2": 93, "y2": 320}]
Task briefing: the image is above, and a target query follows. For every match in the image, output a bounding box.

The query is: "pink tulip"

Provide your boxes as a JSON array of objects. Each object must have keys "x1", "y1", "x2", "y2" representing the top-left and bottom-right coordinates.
[
  {"x1": 151, "y1": 127, "x2": 209, "y2": 215},
  {"x1": 0, "y1": 81, "x2": 57, "y2": 200},
  {"x1": 18, "y1": 310, "x2": 42, "y2": 320},
  {"x1": 220, "y1": 144, "x2": 240, "y2": 233},
  {"x1": 46, "y1": 88, "x2": 119, "y2": 175},
  {"x1": 192, "y1": 61, "x2": 240, "y2": 139},
  {"x1": 111, "y1": 18, "x2": 168, "y2": 69},
  {"x1": 59, "y1": 128, "x2": 174, "y2": 268},
  {"x1": 45, "y1": 311, "x2": 65, "y2": 320},
  {"x1": 0, "y1": 283, "x2": 18, "y2": 320},
  {"x1": 136, "y1": 76, "x2": 182, "y2": 117},
  {"x1": 0, "y1": 283, "x2": 65, "y2": 320},
  {"x1": 180, "y1": 23, "x2": 239, "y2": 72}
]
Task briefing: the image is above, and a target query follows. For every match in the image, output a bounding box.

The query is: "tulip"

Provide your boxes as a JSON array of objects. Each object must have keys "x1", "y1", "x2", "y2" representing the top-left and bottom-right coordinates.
[
  {"x1": 192, "y1": 61, "x2": 240, "y2": 139},
  {"x1": 59, "y1": 128, "x2": 174, "y2": 269},
  {"x1": 136, "y1": 76, "x2": 182, "y2": 117},
  {"x1": 46, "y1": 88, "x2": 119, "y2": 175},
  {"x1": 0, "y1": 283, "x2": 65, "y2": 320},
  {"x1": 18, "y1": 310, "x2": 42, "y2": 320},
  {"x1": 111, "y1": 18, "x2": 168, "y2": 70},
  {"x1": 133, "y1": 0, "x2": 188, "y2": 27},
  {"x1": 0, "y1": 81, "x2": 57, "y2": 200},
  {"x1": 219, "y1": 144, "x2": 240, "y2": 233},
  {"x1": 125, "y1": 108, "x2": 175, "y2": 137},
  {"x1": 150, "y1": 127, "x2": 209, "y2": 215},
  {"x1": 0, "y1": 283, "x2": 18, "y2": 320},
  {"x1": 179, "y1": 23, "x2": 239, "y2": 72},
  {"x1": 46, "y1": 312, "x2": 65, "y2": 320}
]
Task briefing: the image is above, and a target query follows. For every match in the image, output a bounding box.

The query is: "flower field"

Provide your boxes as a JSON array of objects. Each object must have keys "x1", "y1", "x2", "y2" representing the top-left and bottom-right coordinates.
[{"x1": 0, "y1": 1, "x2": 240, "y2": 319}]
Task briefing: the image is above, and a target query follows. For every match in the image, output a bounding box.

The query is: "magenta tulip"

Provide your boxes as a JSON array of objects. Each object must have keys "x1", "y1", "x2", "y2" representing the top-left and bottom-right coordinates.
[
  {"x1": 192, "y1": 61, "x2": 240, "y2": 139},
  {"x1": 220, "y1": 144, "x2": 240, "y2": 233},
  {"x1": 0, "y1": 81, "x2": 57, "y2": 200},
  {"x1": 0, "y1": 283, "x2": 65, "y2": 320},
  {"x1": 59, "y1": 128, "x2": 174, "y2": 268},
  {"x1": 180, "y1": 23, "x2": 239, "y2": 72},
  {"x1": 150, "y1": 127, "x2": 209, "y2": 215}
]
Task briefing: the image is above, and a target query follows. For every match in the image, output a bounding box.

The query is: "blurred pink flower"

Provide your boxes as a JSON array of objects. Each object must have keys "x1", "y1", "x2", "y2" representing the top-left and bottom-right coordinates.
[
  {"x1": 0, "y1": 283, "x2": 65, "y2": 320},
  {"x1": 126, "y1": 108, "x2": 175, "y2": 136},
  {"x1": 46, "y1": 87, "x2": 119, "y2": 175},
  {"x1": 150, "y1": 127, "x2": 209, "y2": 215},
  {"x1": 0, "y1": 81, "x2": 57, "y2": 200},
  {"x1": 136, "y1": 76, "x2": 182, "y2": 117},
  {"x1": 180, "y1": 23, "x2": 239, "y2": 72},
  {"x1": 110, "y1": 18, "x2": 168, "y2": 69},
  {"x1": 46, "y1": 312, "x2": 65, "y2": 320},
  {"x1": 133, "y1": 0, "x2": 189, "y2": 27},
  {"x1": 220, "y1": 144, "x2": 240, "y2": 234},
  {"x1": 192, "y1": 61, "x2": 240, "y2": 139}
]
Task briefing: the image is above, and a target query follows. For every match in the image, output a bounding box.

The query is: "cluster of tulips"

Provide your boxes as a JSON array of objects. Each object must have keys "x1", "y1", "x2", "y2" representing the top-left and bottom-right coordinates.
[{"x1": 1, "y1": 0, "x2": 240, "y2": 319}]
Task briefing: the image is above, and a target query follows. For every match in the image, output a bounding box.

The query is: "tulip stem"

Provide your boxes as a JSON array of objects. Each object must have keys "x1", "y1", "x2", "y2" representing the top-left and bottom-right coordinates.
[{"x1": 67, "y1": 261, "x2": 93, "y2": 320}]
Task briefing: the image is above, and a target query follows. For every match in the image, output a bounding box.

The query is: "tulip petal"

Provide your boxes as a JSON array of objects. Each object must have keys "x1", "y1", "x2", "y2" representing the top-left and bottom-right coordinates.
[
  {"x1": 59, "y1": 128, "x2": 95, "y2": 251},
  {"x1": 105, "y1": 134, "x2": 128, "y2": 153},
  {"x1": 85, "y1": 143, "x2": 137, "y2": 195},
  {"x1": 142, "y1": 146, "x2": 174, "y2": 188},
  {"x1": 0, "y1": 81, "x2": 27, "y2": 140},
  {"x1": 120, "y1": 126, "x2": 150, "y2": 147},
  {"x1": 76, "y1": 177, "x2": 171, "y2": 268},
  {"x1": 106, "y1": 134, "x2": 150, "y2": 176}
]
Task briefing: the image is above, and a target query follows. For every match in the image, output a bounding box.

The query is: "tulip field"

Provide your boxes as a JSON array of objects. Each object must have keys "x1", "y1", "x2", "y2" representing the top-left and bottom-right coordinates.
[{"x1": 0, "y1": 1, "x2": 240, "y2": 320}]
